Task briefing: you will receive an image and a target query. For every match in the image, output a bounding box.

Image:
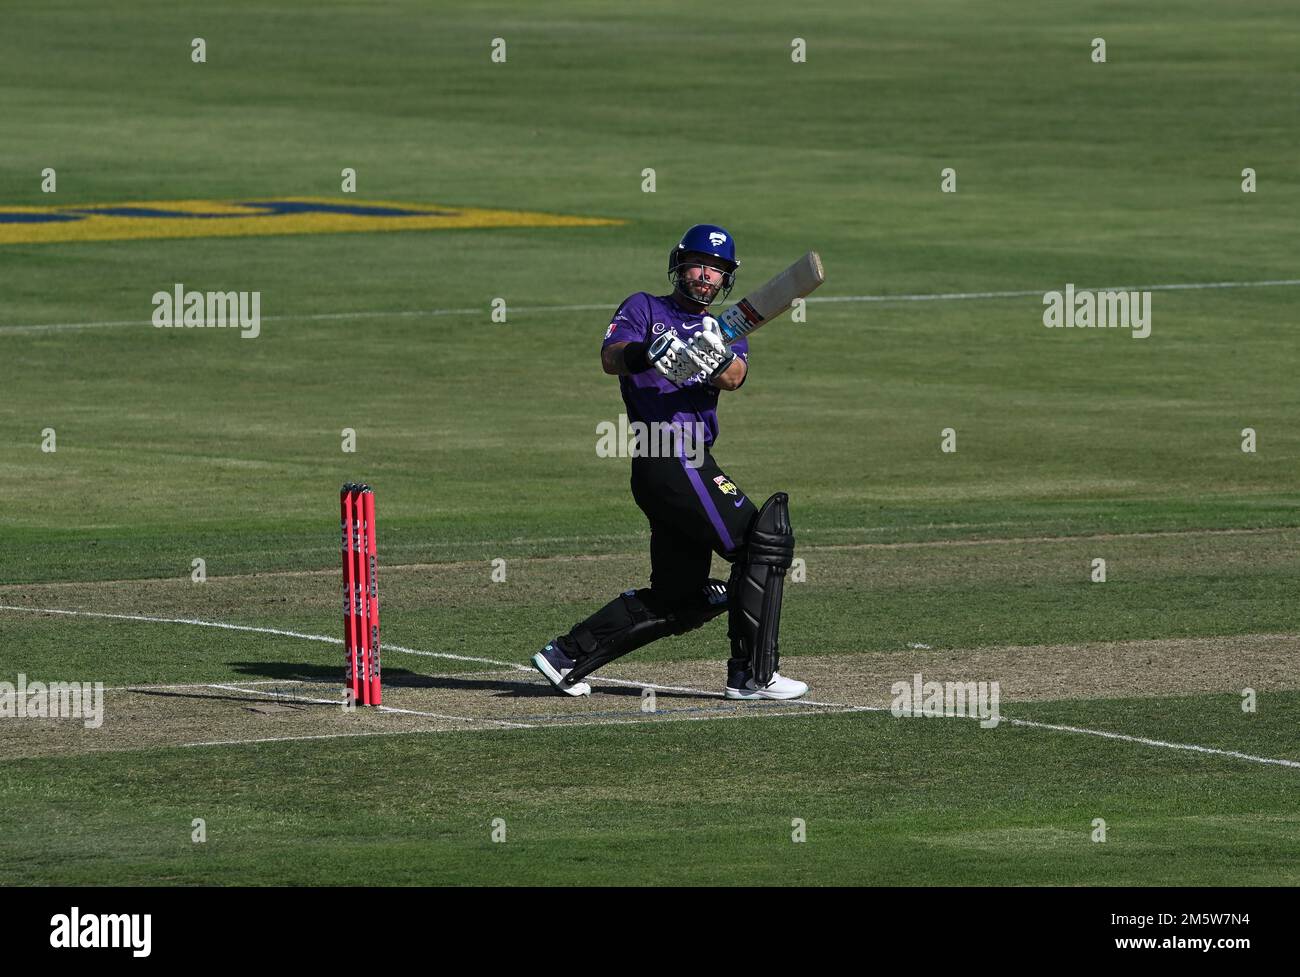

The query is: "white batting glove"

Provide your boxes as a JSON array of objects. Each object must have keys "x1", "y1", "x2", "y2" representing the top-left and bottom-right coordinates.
[
  {"x1": 685, "y1": 316, "x2": 736, "y2": 379},
  {"x1": 648, "y1": 332, "x2": 700, "y2": 385}
]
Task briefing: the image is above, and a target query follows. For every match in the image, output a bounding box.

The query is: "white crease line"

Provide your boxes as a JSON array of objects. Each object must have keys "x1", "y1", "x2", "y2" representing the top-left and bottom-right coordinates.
[
  {"x1": 585, "y1": 684, "x2": 1298, "y2": 769},
  {"x1": 107, "y1": 678, "x2": 289, "y2": 691},
  {"x1": 816, "y1": 279, "x2": 1300, "y2": 304},
  {"x1": 106, "y1": 667, "x2": 528, "y2": 693},
  {"x1": 999, "y1": 717, "x2": 1300, "y2": 769},
  {"x1": 0, "y1": 604, "x2": 523, "y2": 671},
  {"x1": 6, "y1": 602, "x2": 1295, "y2": 770},
  {"x1": 0, "y1": 303, "x2": 606, "y2": 335},
  {"x1": 588, "y1": 673, "x2": 879, "y2": 714},
  {"x1": 208, "y1": 683, "x2": 533, "y2": 728},
  {"x1": 561, "y1": 704, "x2": 866, "y2": 728},
  {"x1": 3, "y1": 278, "x2": 1299, "y2": 334},
  {"x1": 183, "y1": 729, "x2": 447, "y2": 748},
  {"x1": 589, "y1": 675, "x2": 727, "y2": 697},
  {"x1": 179, "y1": 703, "x2": 867, "y2": 748}
]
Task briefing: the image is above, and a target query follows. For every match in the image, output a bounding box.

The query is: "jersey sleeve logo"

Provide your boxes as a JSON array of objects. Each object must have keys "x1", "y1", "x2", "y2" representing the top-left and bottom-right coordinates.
[{"x1": 604, "y1": 322, "x2": 617, "y2": 339}]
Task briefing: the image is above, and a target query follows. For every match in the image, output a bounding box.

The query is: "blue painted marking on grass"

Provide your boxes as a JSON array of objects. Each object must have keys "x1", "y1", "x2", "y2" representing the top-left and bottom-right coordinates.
[
  {"x1": 0, "y1": 200, "x2": 458, "y2": 224},
  {"x1": 240, "y1": 201, "x2": 458, "y2": 217},
  {"x1": 64, "y1": 207, "x2": 240, "y2": 218},
  {"x1": 0, "y1": 212, "x2": 83, "y2": 223}
]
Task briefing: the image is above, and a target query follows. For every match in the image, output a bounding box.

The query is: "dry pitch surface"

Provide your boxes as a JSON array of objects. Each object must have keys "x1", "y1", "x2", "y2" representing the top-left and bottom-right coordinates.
[
  {"x1": 5, "y1": 619, "x2": 1296, "y2": 762},
  {"x1": 5, "y1": 529, "x2": 1298, "y2": 763}
]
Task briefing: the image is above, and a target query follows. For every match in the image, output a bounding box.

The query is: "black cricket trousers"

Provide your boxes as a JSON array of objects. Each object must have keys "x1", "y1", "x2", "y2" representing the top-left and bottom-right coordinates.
[{"x1": 629, "y1": 449, "x2": 758, "y2": 605}]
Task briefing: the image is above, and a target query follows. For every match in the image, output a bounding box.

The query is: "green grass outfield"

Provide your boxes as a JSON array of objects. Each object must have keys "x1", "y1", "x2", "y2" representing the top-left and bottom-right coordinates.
[
  {"x1": 1, "y1": 0, "x2": 1297, "y2": 885},
  {"x1": 3, "y1": 698, "x2": 1298, "y2": 886}
]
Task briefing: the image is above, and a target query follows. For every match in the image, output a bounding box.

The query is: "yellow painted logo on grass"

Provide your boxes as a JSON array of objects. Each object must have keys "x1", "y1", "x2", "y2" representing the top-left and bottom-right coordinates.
[{"x1": 0, "y1": 197, "x2": 623, "y2": 245}]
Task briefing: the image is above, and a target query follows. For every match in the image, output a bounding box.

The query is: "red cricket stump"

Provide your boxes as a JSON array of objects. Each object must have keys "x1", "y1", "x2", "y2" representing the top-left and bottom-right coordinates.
[
  {"x1": 354, "y1": 492, "x2": 372, "y2": 706},
  {"x1": 363, "y1": 488, "x2": 382, "y2": 705},
  {"x1": 341, "y1": 485, "x2": 360, "y2": 705},
  {"x1": 341, "y1": 483, "x2": 381, "y2": 706}
]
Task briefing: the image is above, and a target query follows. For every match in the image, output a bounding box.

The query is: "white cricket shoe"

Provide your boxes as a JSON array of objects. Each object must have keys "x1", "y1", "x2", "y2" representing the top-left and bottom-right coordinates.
[
  {"x1": 532, "y1": 641, "x2": 591, "y2": 697},
  {"x1": 725, "y1": 670, "x2": 809, "y2": 701}
]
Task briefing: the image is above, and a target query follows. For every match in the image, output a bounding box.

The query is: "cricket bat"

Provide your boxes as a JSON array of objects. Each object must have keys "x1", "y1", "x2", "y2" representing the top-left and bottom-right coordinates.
[{"x1": 714, "y1": 250, "x2": 825, "y2": 345}]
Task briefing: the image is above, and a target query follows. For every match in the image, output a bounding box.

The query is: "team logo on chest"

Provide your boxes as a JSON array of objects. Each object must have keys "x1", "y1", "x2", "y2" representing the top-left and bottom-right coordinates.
[{"x1": 712, "y1": 475, "x2": 738, "y2": 496}]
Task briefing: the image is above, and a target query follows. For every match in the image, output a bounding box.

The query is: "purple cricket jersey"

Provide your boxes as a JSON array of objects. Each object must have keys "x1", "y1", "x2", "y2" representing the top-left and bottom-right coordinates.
[{"x1": 601, "y1": 292, "x2": 749, "y2": 446}]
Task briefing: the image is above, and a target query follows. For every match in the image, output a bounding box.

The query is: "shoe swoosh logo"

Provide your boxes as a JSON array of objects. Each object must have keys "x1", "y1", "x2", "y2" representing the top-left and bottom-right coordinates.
[{"x1": 734, "y1": 498, "x2": 745, "y2": 507}]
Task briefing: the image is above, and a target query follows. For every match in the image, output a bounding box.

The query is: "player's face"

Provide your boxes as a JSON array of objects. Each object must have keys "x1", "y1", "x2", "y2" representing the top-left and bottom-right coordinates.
[{"x1": 679, "y1": 259, "x2": 726, "y2": 305}]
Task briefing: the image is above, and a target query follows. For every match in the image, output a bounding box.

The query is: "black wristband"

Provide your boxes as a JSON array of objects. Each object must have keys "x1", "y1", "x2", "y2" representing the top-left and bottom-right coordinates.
[
  {"x1": 707, "y1": 347, "x2": 737, "y2": 380},
  {"x1": 622, "y1": 341, "x2": 651, "y2": 374}
]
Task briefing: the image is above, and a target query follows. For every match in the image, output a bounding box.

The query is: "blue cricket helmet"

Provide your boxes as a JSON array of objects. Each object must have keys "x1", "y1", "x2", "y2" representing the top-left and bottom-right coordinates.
[{"x1": 668, "y1": 224, "x2": 739, "y2": 305}]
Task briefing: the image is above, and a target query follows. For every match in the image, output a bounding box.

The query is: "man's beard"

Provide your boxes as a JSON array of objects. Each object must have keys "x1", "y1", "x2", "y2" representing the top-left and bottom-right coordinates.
[{"x1": 686, "y1": 281, "x2": 719, "y2": 303}]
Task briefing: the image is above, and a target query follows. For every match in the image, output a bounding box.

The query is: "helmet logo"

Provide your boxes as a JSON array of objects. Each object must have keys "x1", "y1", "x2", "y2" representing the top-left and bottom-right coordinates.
[{"x1": 708, "y1": 232, "x2": 727, "y2": 247}]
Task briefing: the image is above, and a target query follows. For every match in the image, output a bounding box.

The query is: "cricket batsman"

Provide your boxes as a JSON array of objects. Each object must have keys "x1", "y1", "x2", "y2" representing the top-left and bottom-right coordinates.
[{"x1": 531, "y1": 224, "x2": 807, "y2": 700}]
